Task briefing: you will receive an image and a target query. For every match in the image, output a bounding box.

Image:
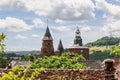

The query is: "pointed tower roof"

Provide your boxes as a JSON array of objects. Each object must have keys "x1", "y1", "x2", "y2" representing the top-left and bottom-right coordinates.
[
  {"x1": 43, "y1": 26, "x2": 53, "y2": 40},
  {"x1": 57, "y1": 40, "x2": 64, "y2": 52}
]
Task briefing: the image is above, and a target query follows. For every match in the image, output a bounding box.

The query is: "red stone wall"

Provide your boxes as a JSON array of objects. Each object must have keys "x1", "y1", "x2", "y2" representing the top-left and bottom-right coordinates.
[
  {"x1": 114, "y1": 56, "x2": 119, "y2": 67},
  {"x1": 38, "y1": 69, "x2": 105, "y2": 80},
  {"x1": 0, "y1": 69, "x2": 105, "y2": 80},
  {"x1": 69, "y1": 48, "x2": 89, "y2": 60},
  {"x1": 40, "y1": 40, "x2": 54, "y2": 57}
]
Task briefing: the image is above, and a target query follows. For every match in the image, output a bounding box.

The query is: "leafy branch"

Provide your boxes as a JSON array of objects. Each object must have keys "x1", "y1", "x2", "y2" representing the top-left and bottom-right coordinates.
[{"x1": 0, "y1": 32, "x2": 6, "y2": 57}]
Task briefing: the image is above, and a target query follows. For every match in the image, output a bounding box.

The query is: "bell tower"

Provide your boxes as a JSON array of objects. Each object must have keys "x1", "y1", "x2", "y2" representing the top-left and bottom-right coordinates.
[
  {"x1": 74, "y1": 27, "x2": 82, "y2": 46},
  {"x1": 40, "y1": 26, "x2": 54, "y2": 57},
  {"x1": 68, "y1": 27, "x2": 89, "y2": 60}
]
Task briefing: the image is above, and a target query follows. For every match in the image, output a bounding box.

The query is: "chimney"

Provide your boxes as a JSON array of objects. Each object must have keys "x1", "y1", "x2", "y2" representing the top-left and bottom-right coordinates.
[
  {"x1": 103, "y1": 59, "x2": 116, "y2": 80},
  {"x1": 114, "y1": 56, "x2": 119, "y2": 67}
]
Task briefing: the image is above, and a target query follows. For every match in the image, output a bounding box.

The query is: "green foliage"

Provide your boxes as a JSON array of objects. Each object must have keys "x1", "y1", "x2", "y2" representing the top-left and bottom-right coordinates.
[
  {"x1": 0, "y1": 33, "x2": 8, "y2": 68},
  {"x1": 90, "y1": 50, "x2": 117, "y2": 61},
  {"x1": 31, "y1": 52, "x2": 86, "y2": 69},
  {"x1": 0, "y1": 53, "x2": 86, "y2": 80},
  {"x1": 12, "y1": 65, "x2": 23, "y2": 75},
  {"x1": 0, "y1": 32, "x2": 6, "y2": 55},
  {"x1": 86, "y1": 36, "x2": 120, "y2": 47},
  {"x1": 110, "y1": 45, "x2": 120, "y2": 56},
  {"x1": 0, "y1": 65, "x2": 44, "y2": 80},
  {"x1": 0, "y1": 57, "x2": 8, "y2": 68},
  {"x1": 23, "y1": 54, "x2": 30, "y2": 61}
]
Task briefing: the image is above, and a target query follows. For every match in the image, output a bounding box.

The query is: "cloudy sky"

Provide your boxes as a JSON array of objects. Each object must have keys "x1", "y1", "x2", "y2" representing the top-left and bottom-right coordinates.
[{"x1": 0, "y1": 0, "x2": 120, "y2": 51}]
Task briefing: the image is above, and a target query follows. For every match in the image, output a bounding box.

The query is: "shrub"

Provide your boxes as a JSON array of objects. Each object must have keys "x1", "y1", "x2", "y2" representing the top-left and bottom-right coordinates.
[{"x1": 30, "y1": 52, "x2": 86, "y2": 69}]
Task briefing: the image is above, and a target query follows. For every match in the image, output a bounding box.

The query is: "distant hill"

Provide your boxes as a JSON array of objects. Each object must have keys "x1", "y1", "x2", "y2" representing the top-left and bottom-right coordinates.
[
  {"x1": 8, "y1": 50, "x2": 40, "y2": 55},
  {"x1": 85, "y1": 36, "x2": 120, "y2": 47}
]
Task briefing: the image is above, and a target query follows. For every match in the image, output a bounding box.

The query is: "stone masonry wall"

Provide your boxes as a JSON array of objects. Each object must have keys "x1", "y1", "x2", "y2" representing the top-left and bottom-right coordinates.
[
  {"x1": 0, "y1": 69, "x2": 105, "y2": 80},
  {"x1": 38, "y1": 69, "x2": 105, "y2": 80}
]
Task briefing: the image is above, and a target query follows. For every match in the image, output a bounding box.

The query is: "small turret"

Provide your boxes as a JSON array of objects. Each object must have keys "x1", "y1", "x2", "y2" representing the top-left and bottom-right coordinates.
[{"x1": 56, "y1": 40, "x2": 64, "y2": 56}]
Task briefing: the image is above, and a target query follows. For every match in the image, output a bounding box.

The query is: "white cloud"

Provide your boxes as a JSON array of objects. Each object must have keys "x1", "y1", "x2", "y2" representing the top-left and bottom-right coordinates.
[
  {"x1": 55, "y1": 19, "x2": 65, "y2": 23},
  {"x1": 0, "y1": 0, "x2": 26, "y2": 10},
  {"x1": 0, "y1": 17, "x2": 32, "y2": 32},
  {"x1": 115, "y1": 0, "x2": 120, "y2": 2},
  {"x1": 52, "y1": 26, "x2": 71, "y2": 32},
  {"x1": 96, "y1": 0, "x2": 120, "y2": 37},
  {"x1": 0, "y1": 0, "x2": 95, "y2": 22},
  {"x1": 81, "y1": 27, "x2": 92, "y2": 32},
  {"x1": 101, "y1": 19, "x2": 120, "y2": 37},
  {"x1": 96, "y1": 0, "x2": 120, "y2": 19},
  {"x1": 32, "y1": 18, "x2": 45, "y2": 28},
  {"x1": 32, "y1": 34, "x2": 40, "y2": 38},
  {"x1": 15, "y1": 34, "x2": 27, "y2": 39}
]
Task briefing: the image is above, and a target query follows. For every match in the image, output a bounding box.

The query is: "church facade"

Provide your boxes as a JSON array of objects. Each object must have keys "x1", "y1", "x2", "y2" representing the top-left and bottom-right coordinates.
[{"x1": 40, "y1": 26, "x2": 89, "y2": 59}]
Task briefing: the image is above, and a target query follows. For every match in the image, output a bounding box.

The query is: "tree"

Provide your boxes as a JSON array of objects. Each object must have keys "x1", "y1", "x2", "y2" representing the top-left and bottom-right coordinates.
[
  {"x1": 0, "y1": 57, "x2": 8, "y2": 68},
  {"x1": 0, "y1": 32, "x2": 6, "y2": 56},
  {"x1": 85, "y1": 36, "x2": 120, "y2": 47},
  {"x1": 90, "y1": 50, "x2": 116, "y2": 61},
  {"x1": 0, "y1": 33, "x2": 8, "y2": 68},
  {"x1": 23, "y1": 54, "x2": 30, "y2": 61}
]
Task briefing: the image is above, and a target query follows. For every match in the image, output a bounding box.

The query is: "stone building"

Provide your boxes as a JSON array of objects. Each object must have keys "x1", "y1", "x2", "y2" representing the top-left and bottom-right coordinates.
[
  {"x1": 40, "y1": 27, "x2": 89, "y2": 59},
  {"x1": 56, "y1": 40, "x2": 64, "y2": 56},
  {"x1": 68, "y1": 28, "x2": 89, "y2": 60},
  {"x1": 40, "y1": 27, "x2": 54, "y2": 57}
]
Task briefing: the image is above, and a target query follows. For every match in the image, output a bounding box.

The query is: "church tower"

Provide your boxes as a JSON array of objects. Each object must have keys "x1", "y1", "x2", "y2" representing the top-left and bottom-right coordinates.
[
  {"x1": 40, "y1": 26, "x2": 54, "y2": 57},
  {"x1": 74, "y1": 27, "x2": 82, "y2": 46},
  {"x1": 56, "y1": 40, "x2": 64, "y2": 56},
  {"x1": 68, "y1": 27, "x2": 89, "y2": 60}
]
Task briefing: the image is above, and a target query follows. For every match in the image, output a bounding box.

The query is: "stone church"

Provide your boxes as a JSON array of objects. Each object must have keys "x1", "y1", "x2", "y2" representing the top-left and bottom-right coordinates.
[{"x1": 40, "y1": 26, "x2": 89, "y2": 59}]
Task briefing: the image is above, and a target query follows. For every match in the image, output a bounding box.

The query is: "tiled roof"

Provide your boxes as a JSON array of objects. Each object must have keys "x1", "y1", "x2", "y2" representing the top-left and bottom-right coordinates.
[{"x1": 79, "y1": 60, "x2": 102, "y2": 69}]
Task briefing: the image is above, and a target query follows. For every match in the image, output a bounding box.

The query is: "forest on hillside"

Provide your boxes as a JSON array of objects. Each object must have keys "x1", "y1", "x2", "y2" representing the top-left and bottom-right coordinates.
[
  {"x1": 85, "y1": 36, "x2": 120, "y2": 47},
  {"x1": 85, "y1": 36, "x2": 120, "y2": 61}
]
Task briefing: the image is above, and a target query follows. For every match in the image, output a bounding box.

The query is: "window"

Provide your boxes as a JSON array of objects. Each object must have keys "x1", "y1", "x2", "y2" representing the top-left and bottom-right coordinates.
[{"x1": 48, "y1": 43, "x2": 50, "y2": 45}]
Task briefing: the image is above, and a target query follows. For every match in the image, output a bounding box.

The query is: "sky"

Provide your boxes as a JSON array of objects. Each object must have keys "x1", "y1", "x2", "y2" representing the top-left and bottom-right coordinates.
[{"x1": 0, "y1": 0, "x2": 120, "y2": 51}]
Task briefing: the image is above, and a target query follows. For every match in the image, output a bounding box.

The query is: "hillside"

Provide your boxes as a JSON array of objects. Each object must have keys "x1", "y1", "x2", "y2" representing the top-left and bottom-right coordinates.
[
  {"x1": 8, "y1": 50, "x2": 40, "y2": 55},
  {"x1": 85, "y1": 36, "x2": 120, "y2": 47}
]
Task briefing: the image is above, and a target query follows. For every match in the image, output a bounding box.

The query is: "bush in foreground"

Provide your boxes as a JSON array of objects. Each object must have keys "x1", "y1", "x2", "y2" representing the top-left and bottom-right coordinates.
[
  {"x1": 30, "y1": 52, "x2": 86, "y2": 69},
  {"x1": 0, "y1": 52, "x2": 87, "y2": 80}
]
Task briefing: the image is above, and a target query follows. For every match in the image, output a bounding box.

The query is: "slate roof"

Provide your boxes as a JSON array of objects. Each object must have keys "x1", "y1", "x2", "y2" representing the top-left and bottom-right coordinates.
[
  {"x1": 43, "y1": 26, "x2": 53, "y2": 40},
  {"x1": 10, "y1": 60, "x2": 30, "y2": 67},
  {"x1": 57, "y1": 40, "x2": 64, "y2": 52},
  {"x1": 78, "y1": 60, "x2": 102, "y2": 69}
]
